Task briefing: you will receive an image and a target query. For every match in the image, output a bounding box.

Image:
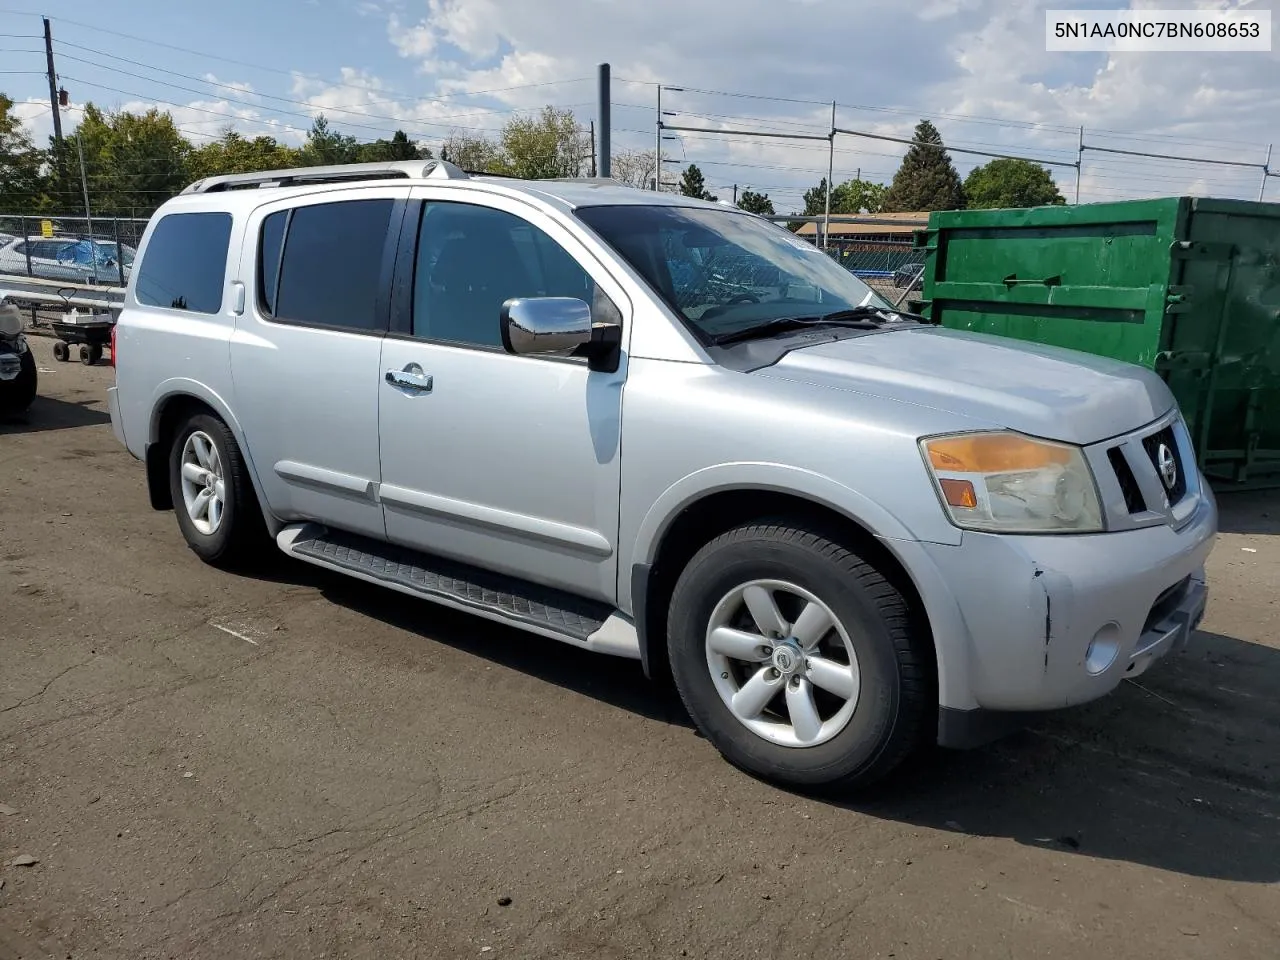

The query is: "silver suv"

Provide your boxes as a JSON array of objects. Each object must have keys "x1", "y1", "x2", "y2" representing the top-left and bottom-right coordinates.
[{"x1": 107, "y1": 160, "x2": 1216, "y2": 790}]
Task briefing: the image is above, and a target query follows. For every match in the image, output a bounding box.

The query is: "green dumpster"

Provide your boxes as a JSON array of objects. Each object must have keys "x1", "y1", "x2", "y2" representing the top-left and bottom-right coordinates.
[{"x1": 914, "y1": 197, "x2": 1280, "y2": 488}]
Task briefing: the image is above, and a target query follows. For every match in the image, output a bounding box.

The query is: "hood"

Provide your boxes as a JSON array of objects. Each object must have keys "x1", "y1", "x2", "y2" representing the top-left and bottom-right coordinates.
[{"x1": 757, "y1": 325, "x2": 1174, "y2": 446}]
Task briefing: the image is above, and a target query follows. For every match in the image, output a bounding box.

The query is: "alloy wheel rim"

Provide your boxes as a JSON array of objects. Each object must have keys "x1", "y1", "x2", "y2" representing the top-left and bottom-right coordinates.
[
  {"x1": 705, "y1": 578, "x2": 861, "y2": 748},
  {"x1": 179, "y1": 431, "x2": 226, "y2": 536}
]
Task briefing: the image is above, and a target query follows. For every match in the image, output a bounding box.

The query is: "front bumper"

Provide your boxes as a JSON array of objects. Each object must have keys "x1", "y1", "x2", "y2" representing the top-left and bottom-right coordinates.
[{"x1": 923, "y1": 488, "x2": 1216, "y2": 718}]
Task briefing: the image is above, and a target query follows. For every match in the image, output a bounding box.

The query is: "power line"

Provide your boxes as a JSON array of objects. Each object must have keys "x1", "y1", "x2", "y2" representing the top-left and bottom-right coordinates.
[
  {"x1": 59, "y1": 75, "x2": 518, "y2": 141},
  {"x1": 43, "y1": 15, "x2": 591, "y2": 108},
  {"x1": 53, "y1": 41, "x2": 591, "y2": 125}
]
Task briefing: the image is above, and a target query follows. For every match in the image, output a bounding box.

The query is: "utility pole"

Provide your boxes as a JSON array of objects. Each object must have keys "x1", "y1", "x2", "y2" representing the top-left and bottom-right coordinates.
[
  {"x1": 597, "y1": 63, "x2": 611, "y2": 179},
  {"x1": 589, "y1": 121, "x2": 596, "y2": 177},
  {"x1": 732, "y1": 184, "x2": 738, "y2": 205},
  {"x1": 44, "y1": 17, "x2": 63, "y2": 148},
  {"x1": 76, "y1": 133, "x2": 96, "y2": 280},
  {"x1": 1259, "y1": 144, "x2": 1272, "y2": 202},
  {"x1": 823, "y1": 100, "x2": 835, "y2": 250},
  {"x1": 655, "y1": 84, "x2": 662, "y2": 191},
  {"x1": 1074, "y1": 125, "x2": 1084, "y2": 204}
]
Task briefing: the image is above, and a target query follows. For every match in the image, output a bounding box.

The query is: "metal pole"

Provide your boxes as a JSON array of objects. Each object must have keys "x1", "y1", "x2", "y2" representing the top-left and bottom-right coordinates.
[
  {"x1": 22, "y1": 216, "x2": 32, "y2": 277},
  {"x1": 77, "y1": 134, "x2": 95, "y2": 282},
  {"x1": 114, "y1": 218, "x2": 125, "y2": 286},
  {"x1": 732, "y1": 184, "x2": 738, "y2": 205},
  {"x1": 589, "y1": 121, "x2": 596, "y2": 178},
  {"x1": 823, "y1": 100, "x2": 835, "y2": 250},
  {"x1": 1074, "y1": 125, "x2": 1084, "y2": 204},
  {"x1": 655, "y1": 85, "x2": 662, "y2": 191},
  {"x1": 1260, "y1": 144, "x2": 1272, "y2": 202},
  {"x1": 43, "y1": 18, "x2": 63, "y2": 148},
  {"x1": 598, "y1": 63, "x2": 611, "y2": 180}
]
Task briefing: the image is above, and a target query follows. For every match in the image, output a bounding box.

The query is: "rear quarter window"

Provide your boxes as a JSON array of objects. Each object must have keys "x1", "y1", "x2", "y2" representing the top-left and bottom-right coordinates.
[{"x1": 135, "y1": 212, "x2": 233, "y2": 314}]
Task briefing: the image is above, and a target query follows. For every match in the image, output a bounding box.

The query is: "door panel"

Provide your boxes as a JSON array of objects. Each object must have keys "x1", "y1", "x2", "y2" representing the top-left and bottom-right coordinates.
[
  {"x1": 230, "y1": 189, "x2": 405, "y2": 539},
  {"x1": 377, "y1": 195, "x2": 629, "y2": 601}
]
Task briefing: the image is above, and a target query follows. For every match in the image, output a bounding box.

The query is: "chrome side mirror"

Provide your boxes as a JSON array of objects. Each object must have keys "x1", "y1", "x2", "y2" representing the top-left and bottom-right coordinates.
[{"x1": 500, "y1": 297, "x2": 593, "y2": 356}]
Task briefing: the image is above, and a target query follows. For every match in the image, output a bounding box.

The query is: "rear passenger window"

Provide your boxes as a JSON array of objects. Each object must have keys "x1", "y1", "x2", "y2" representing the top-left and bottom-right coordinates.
[
  {"x1": 135, "y1": 212, "x2": 232, "y2": 313},
  {"x1": 258, "y1": 210, "x2": 287, "y2": 314},
  {"x1": 270, "y1": 199, "x2": 393, "y2": 332}
]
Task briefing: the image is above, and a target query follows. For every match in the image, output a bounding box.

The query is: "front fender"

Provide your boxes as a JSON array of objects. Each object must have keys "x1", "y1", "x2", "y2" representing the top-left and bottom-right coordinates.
[
  {"x1": 628, "y1": 461, "x2": 975, "y2": 711},
  {"x1": 631, "y1": 461, "x2": 960, "y2": 571}
]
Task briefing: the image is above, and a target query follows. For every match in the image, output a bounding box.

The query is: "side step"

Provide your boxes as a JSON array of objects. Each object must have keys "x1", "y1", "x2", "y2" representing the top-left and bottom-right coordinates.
[{"x1": 276, "y1": 524, "x2": 640, "y2": 659}]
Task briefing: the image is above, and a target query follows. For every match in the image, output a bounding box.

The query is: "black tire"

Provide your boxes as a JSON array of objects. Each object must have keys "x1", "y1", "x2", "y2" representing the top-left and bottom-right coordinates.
[
  {"x1": 667, "y1": 520, "x2": 932, "y2": 792},
  {"x1": 0, "y1": 347, "x2": 37, "y2": 416},
  {"x1": 167, "y1": 412, "x2": 267, "y2": 569},
  {"x1": 87, "y1": 344, "x2": 103, "y2": 365},
  {"x1": 52, "y1": 341, "x2": 69, "y2": 362}
]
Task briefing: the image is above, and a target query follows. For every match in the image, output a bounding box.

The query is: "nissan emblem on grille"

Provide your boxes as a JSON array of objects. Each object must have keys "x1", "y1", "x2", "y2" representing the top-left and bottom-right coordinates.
[{"x1": 1156, "y1": 443, "x2": 1178, "y2": 491}]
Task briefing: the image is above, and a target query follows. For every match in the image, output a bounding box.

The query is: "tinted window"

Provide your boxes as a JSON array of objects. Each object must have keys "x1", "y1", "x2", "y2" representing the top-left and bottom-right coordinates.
[
  {"x1": 258, "y1": 210, "x2": 287, "y2": 314},
  {"x1": 412, "y1": 202, "x2": 600, "y2": 348},
  {"x1": 135, "y1": 212, "x2": 233, "y2": 313},
  {"x1": 274, "y1": 199, "x2": 393, "y2": 332}
]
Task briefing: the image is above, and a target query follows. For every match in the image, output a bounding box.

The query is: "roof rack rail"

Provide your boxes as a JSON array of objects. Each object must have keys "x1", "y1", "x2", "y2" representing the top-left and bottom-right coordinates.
[{"x1": 181, "y1": 159, "x2": 469, "y2": 195}]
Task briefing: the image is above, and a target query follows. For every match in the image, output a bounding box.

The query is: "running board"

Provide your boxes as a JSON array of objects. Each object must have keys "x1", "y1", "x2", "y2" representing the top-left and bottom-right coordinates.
[{"x1": 276, "y1": 523, "x2": 640, "y2": 659}]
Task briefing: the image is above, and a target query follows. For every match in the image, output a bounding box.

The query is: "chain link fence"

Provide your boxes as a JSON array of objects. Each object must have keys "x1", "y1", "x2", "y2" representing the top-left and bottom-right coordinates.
[{"x1": 0, "y1": 214, "x2": 149, "y2": 289}]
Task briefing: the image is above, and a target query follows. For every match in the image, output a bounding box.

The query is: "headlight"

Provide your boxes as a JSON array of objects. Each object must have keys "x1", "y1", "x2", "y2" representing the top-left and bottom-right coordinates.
[{"x1": 921, "y1": 431, "x2": 1103, "y2": 534}]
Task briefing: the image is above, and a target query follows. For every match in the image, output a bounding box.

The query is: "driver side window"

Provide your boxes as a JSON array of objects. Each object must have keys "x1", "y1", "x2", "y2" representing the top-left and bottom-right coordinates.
[{"x1": 411, "y1": 201, "x2": 616, "y2": 351}]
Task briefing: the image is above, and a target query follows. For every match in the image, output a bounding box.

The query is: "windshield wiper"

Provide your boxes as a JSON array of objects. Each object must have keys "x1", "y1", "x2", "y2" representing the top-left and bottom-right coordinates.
[{"x1": 709, "y1": 304, "x2": 920, "y2": 346}]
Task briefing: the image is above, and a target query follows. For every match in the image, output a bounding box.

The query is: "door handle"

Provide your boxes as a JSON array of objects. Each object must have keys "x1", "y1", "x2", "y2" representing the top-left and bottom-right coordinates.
[{"x1": 385, "y1": 367, "x2": 433, "y2": 392}]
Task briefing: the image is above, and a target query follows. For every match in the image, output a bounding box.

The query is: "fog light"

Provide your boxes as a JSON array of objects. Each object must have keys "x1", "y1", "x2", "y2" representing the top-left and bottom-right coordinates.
[{"x1": 1085, "y1": 623, "x2": 1121, "y2": 675}]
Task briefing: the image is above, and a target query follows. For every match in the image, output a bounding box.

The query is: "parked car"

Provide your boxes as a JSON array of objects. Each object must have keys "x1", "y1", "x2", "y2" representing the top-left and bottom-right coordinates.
[
  {"x1": 0, "y1": 235, "x2": 135, "y2": 285},
  {"x1": 0, "y1": 299, "x2": 37, "y2": 416},
  {"x1": 893, "y1": 262, "x2": 924, "y2": 290},
  {"x1": 107, "y1": 160, "x2": 1216, "y2": 790}
]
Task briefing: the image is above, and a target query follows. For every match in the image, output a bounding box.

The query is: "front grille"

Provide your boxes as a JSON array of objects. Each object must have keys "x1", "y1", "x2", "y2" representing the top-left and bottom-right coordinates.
[
  {"x1": 1141, "y1": 425, "x2": 1188, "y2": 505},
  {"x1": 1107, "y1": 446, "x2": 1147, "y2": 514}
]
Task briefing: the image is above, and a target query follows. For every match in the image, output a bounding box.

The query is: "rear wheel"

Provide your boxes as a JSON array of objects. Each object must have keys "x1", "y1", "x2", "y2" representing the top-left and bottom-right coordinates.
[
  {"x1": 667, "y1": 520, "x2": 932, "y2": 792},
  {"x1": 167, "y1": 412, "x2": 266, "y2": 568},
  {"x1": 52, "y1": 341, "x2": 69, "y2": 362}
]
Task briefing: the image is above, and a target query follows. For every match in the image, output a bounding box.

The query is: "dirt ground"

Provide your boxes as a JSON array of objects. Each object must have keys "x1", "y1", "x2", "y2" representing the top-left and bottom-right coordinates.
[{"x1": 2, "y1": 334, "x2": 1278, "y2": 960}]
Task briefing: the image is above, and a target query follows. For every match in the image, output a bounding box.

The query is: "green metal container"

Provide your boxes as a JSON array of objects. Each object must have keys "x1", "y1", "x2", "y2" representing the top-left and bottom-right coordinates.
[{"x1": 915, "y1": 197, "x2": 1280, "y2": 488}]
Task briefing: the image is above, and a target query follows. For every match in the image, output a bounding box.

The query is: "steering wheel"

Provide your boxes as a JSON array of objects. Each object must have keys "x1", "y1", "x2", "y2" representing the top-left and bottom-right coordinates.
[{"x1": 725, "y1": 294, "x2": 760, "y2": 305}]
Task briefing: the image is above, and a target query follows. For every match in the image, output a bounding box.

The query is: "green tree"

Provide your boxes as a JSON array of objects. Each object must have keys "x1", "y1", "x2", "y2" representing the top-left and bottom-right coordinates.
[
  {"x1": 441, "y1": 132, "x2": 505, "y2": 173},
  {"x1": 610, "y1": 148, "x2": 657, "y2": 189},
  {"x1": 0, "y1": 93, "x2": 48, "y2": 210},
  {"x1": 71, "y1": 103, "x2": 192, "y2": 217},
  {"x1": 679, "y1": 163, "x2": 716, "y2": 200},
  {"x1": 737, "y1": 189, "x2": 774, "y2": 215},
  {"x1": 188, "y1": 128, "x2": 301, "y2": 181},
  {"x1": 801, "y1": 177, "x2": 887, "y2": 217},
  {"x1": 881, "y1": 120, "x2": 965, "y2": 212},
  {"x1": 963, "y1": 157, "x2": 1064, "y2": 209},
  {"x1": 357, "y1": 129, "x2": 429, "y2": 163},
  {"x1": 499, "y1": 106, "x2": 587, "y2": 179},
  {"x1": 298, "y1": 115, "x2": 359, "y2": 166}
]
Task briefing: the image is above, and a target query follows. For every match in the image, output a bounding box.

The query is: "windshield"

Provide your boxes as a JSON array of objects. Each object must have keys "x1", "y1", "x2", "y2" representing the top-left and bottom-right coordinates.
[{"x1": 575, "y1": 204, "x2": 890, "y2": 343}]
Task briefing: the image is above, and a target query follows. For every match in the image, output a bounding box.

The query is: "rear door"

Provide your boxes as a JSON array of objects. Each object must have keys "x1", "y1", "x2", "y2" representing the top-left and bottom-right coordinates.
[{"x1": 229, "y1": 187, "x2": 408, "y2": 539}]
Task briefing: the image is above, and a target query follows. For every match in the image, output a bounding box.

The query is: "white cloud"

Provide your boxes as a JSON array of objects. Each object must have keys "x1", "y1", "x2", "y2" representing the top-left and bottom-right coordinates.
[{"x1": 10, "y1": 0, "x2": 1275, "y2": 210}]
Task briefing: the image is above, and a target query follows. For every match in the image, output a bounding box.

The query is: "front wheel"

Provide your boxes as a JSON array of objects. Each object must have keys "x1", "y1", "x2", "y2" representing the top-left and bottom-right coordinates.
[
  {"x1": 667, "y1": 521, "x2": 933, "y2": 792},
  {"x1": 167, "y1": 412, "x2": 266, "y2": 568}
]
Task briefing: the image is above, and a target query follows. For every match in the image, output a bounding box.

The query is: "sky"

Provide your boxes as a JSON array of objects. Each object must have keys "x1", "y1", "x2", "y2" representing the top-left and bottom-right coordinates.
[{"x1": 1, "y1": 0, "x2": 1278, "y2": 211}]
